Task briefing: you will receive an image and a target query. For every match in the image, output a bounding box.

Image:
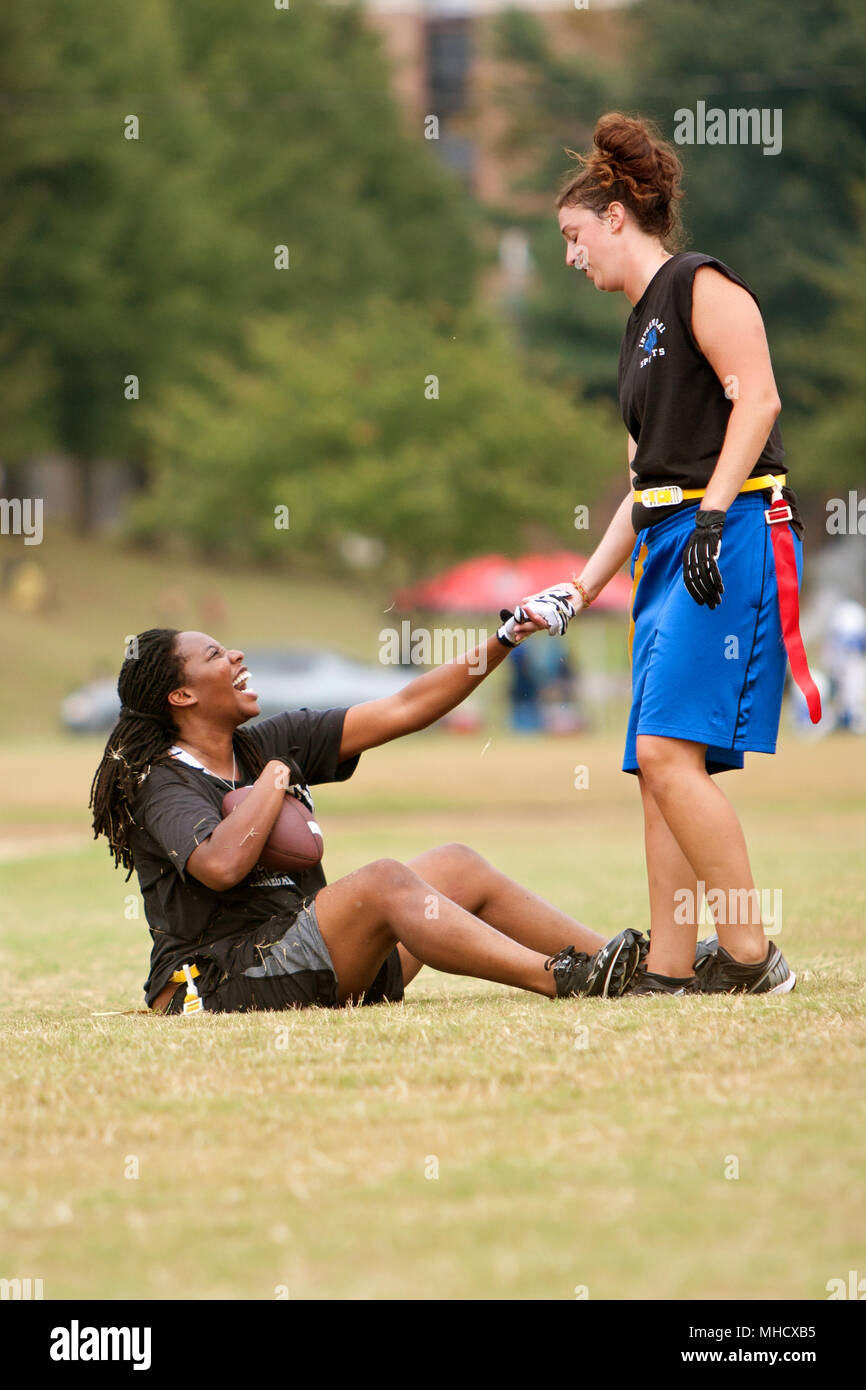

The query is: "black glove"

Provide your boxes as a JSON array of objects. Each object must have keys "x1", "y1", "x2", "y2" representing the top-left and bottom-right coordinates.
[{"x1": 682, "y1": 509, "x2": 726, "y2": 609}]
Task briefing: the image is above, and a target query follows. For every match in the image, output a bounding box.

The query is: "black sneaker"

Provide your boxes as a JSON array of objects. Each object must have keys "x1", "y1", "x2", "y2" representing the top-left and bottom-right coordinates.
[
  {"x1": 694, "y1": 933, "x2": 719, "y2": 975},
  {"x1": 625, "y1": 967, "x2": 702, "y2": 997},
  {"x1": 545, "y1": 928, "x2": 645, "y2": 999},
  {"x1": 698, "y1": 941, "x2": 796, "y2": 995}
]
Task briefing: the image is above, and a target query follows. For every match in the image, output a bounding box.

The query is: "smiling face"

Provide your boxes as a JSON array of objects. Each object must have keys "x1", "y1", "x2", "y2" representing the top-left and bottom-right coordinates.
[
  {"x1": 557, "y1": 201, "x2": 626, "y2": 293},
  {"x1": 166, "y1": 631, "x2": 260, "y2": 729}
]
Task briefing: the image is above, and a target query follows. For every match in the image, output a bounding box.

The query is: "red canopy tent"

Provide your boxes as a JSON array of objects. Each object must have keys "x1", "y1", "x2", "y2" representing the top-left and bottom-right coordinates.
[{"x1": 394, "y1": 551, "x2": 633, "y2": 614}]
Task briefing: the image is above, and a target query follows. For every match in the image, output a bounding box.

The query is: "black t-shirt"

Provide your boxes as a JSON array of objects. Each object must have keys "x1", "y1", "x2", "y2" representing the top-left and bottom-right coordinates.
[
  {"x1": 130, "y1": 708, "x2": 360, "y2": 1005},
  {"x1": 619, "y1": 252, "x2": 786, "y2": 529}
]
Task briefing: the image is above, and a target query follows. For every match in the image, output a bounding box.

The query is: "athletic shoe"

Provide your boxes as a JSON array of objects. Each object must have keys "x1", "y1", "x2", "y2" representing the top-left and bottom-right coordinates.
[
  {"x1": 545, "y1": 928, "x2": 645, "y2": 999},
  {"x1": 625, "y1": 967, "x2": 702, "y2": 996},
  {"x1": 698, "y1": 940, "x2": 796, "y2": 994},
  {"x1": 693, "y1": 933, "x2": 719, "y2": 974}
]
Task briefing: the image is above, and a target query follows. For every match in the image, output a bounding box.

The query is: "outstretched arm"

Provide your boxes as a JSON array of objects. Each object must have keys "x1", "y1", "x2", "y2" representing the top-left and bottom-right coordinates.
[{"x1": 339, "y1": 619, "x2": 539, "y2": 760}]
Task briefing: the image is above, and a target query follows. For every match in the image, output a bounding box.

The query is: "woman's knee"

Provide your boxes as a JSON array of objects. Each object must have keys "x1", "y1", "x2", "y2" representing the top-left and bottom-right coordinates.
[
  {"x1": 436, "y1": 842, "x2": 488, "y2": 872},
  {"x1": 636, "y1": 735, "x2": 698, "y2": 791},
  {"x1": 636, "y1": 735, "x2": 667, "y2": 780},
  {"x1": 359, "y1": 857, "x2": 419, "y2": 898}
]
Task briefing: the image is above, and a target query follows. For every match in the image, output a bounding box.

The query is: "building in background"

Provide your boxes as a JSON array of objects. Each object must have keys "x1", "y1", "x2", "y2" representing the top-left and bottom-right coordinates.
[
  {"x1": 364, "y1": 0, "x2": 634, "y2": 202},
  {"x1": 363, "y1": 0, "x2": 634, "y2": 295}
]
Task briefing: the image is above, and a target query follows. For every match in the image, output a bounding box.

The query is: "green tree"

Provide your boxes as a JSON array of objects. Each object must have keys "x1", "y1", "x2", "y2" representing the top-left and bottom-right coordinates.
[
  {"x1": 793, "y1": 185, "x2": 866, "y2": 492},
  {"x1": 0, "y1": 1, "x2": 222, "y2": 527},
  {"x1": 131, "y1": 300, "x2": 623, "y2": 572},
  {"x1": 489, "y1": 7, "x2": 628, "y2": 403},
  {"x1": 628, "y1": 0, "x2": 866, "y2": 438},
  {"x1": 0, "y1": 0, "x2": 480, "y2": 528},
  {"x1": 170, "y1": 0, "x2": 480, "y2": 321}
]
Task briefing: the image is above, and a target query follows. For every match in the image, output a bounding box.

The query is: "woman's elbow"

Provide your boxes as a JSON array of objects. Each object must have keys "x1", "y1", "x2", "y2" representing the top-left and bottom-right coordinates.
[
  {"x1": 732, "y1": 391, "x2": 781, "y2": 426},
  {"x1": 201, "y1": 866, "x2": 236, "y2": 893},
  {"x1": 755, "y1": 382, "x2": 782, "y2": 419},
  {"x1": 187, "y1": 847, "x2": 240, "y2": 893}
]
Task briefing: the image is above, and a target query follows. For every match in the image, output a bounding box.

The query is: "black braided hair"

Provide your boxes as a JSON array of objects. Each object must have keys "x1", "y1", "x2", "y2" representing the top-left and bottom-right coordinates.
[{"x1": 89, "y1": 627, "x2": 267, "y2": 876}]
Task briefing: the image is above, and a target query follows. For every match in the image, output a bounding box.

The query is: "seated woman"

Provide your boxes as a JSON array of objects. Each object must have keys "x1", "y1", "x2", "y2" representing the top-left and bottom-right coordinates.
[{"x1": 90, "y1": 612, "x2": 643, "y2": 1015}]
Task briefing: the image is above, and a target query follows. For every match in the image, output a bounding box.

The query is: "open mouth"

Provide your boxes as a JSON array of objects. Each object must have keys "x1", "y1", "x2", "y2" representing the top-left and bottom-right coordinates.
[{"x1": 232, "y1": 668, "x2": 257, "y2": 696}]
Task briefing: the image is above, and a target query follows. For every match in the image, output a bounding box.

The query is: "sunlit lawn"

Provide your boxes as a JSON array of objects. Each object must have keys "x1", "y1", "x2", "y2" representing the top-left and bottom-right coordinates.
[{"x1": 1, "y1": 730, "x2": 863, "y2": 1299}]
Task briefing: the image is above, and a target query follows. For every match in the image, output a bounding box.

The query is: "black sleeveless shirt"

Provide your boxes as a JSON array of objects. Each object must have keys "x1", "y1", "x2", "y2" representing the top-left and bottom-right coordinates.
[{"x1": 619, "y1": 252, "x2": 785, "y2": 530}]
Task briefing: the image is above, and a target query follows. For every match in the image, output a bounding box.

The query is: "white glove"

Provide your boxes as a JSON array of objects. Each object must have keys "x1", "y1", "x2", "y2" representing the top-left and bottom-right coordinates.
[
  {"x1": 518, "y1": 586, "x2": 577, "y2": 637},
  {"x1": 497, "y1": 586, "x2": 577, "y2": 646}
]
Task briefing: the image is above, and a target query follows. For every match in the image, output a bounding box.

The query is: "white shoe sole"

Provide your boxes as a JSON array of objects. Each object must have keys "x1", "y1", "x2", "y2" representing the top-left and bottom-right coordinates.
[{"x1": 765, "y1": 970, "x2": 797, "y2": 994}]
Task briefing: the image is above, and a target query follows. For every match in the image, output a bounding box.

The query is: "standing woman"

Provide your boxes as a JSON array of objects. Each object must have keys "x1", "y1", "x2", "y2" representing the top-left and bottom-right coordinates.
[{"x1": 554, "y1": 112, "x2": 821, "y2": 995}]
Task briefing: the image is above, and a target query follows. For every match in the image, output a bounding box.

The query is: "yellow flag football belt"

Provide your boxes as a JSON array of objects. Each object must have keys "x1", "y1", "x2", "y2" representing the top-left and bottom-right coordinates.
[
  {"x1": 633, "y1": 473, "x2": 786, "y2": 509},
  {"x1": 170, "y1": 963, "x2": 204, "y2": 1016}
]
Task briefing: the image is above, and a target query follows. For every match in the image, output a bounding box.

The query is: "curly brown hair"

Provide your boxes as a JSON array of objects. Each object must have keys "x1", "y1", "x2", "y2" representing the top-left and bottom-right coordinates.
[{"x1": 556, "y1": 111, "x2": 685, "y2": 250}]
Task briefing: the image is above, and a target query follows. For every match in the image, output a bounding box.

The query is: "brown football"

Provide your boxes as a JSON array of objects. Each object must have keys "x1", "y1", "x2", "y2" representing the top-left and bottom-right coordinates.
[{"x1": 221, "y1": 785, "x2": 324, "y2": 872}]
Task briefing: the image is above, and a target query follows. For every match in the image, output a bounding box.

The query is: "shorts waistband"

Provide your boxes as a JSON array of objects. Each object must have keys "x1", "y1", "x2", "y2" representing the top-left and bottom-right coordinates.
[{"x1": 632, "y1": 473, "x2": 786, "y2": 509}]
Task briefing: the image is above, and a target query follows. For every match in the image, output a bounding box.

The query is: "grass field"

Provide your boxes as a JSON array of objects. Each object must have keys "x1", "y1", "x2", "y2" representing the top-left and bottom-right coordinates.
[{"x1": 1, "y1": 728, "x2": 864, "y2": 1301}]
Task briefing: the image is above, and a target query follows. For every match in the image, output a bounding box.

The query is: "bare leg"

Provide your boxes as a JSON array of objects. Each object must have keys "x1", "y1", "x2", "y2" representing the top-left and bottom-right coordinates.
[
  {"x1": 394, "y1": 843, "x2": 606, "y2": 986},
  {"x1": 636, "y1": 735, "x2": 766, "y2": 965},
  {"x1": 314, "y1": 858, "x2": 559, "y2": 1004},
  {"x1": 638, "y1": 773, "x2": 704, "y2": 978}
]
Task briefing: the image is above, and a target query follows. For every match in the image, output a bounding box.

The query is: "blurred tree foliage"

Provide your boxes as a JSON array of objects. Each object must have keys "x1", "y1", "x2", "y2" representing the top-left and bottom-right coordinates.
[
  {"x1": 492, "y1": 0, "x2": 866, "y2": 491},
  {"x1": 795, "y1": 185, "x2": 866, "y2": 493},
  {"x1": 169, "y1": 0, "x2": 480, "y2": 317},
  {"x1": 2, "y1": 0, "x2": 622, "y2": 555},
  {"x1": 0, "y1": 2, "x2": 219, "y2": 523},
  {"x1": 487, "y1": 6, "x2": 629, "y2": 404},
  {"x1": 131, "y1": 300, "x2": 620, "y2": 573}
]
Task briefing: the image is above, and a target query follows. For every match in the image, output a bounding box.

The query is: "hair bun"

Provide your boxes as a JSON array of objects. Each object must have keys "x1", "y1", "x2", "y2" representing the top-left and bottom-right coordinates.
[{"x1": 557, "y1": 111, "x2": 684, "y2": 247}]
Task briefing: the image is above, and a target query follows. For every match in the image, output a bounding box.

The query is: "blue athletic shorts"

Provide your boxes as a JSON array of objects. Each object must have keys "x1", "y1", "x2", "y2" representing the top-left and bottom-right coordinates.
[{"x1": 623, "y1": 492, "x2": 801, "y2": 776}]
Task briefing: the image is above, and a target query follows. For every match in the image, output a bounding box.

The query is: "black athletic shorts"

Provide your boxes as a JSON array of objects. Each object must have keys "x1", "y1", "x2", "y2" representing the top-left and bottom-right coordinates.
[{"x1": 165, "y1": 897, "x2": 405, "y2": 1015}]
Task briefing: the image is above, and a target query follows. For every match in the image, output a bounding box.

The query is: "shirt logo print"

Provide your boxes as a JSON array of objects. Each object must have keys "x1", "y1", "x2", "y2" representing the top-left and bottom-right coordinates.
[{"x1": 638, "y1": 317, "x2": 666, "y2": 368}]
